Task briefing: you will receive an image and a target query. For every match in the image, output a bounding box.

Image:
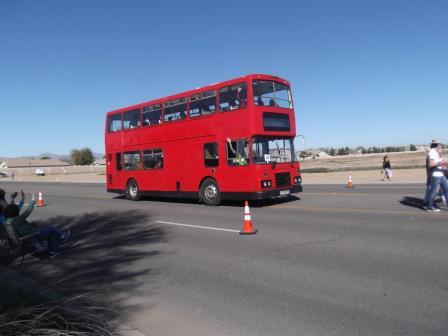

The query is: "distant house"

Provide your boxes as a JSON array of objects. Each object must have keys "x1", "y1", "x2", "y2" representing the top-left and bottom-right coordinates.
[
  {"x1": 416, "y1": 145, "x2": 429, "y2": 152},
  {"x1": 0, "y1": 159, "x2": 70, "y2": 168},
  {"x1": 299, "y1": 150, "x2": 331, "y2": 159},
  {"x1": 94, "y1": 158, "x2": 106, "y2": 166}
]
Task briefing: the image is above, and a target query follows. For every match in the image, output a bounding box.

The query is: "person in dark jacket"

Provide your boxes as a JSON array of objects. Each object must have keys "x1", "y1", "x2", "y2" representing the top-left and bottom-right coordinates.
[{"x1": 382, "y1": 156, "x2": 393, "y2": 181}]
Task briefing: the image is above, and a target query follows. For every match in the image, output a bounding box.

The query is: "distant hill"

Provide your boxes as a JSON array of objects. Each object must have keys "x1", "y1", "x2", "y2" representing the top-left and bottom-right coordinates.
[
  {"x1": 38, "y1": 153, "x2": 71, "y2": 162},
  {"x1": 0, "y1": 152, "x2": 104, "y2": 162}
]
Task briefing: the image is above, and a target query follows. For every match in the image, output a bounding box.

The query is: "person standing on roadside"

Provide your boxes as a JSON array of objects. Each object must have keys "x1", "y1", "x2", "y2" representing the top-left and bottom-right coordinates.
[
  {"x1": 425, "y1": 141, "x2": 448, "y2": 212},
  {"x1": 382, "y1": 156, "x2": 393, "y2": 181}
]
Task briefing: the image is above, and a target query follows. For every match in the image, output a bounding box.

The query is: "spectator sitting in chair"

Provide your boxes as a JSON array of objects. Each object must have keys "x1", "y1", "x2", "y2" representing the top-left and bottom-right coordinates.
[
  {"x1": 3, "y1": 191, "x2": 69, "y2": 258},
  {"x1": 0, "y1": 189, "x2": 25, "y2": 225},
  {"x1": 0, "y1": 205, "x2": 4, "y2": 226},
  {"x1": 0, "y1": 188, "x2": 8, "y2": 212}
]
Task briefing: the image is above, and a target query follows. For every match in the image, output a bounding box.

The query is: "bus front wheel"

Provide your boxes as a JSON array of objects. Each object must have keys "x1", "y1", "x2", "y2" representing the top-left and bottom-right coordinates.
[
  {"x1": 126, "y1": 179, "x2": 141, "y2": 201},
  {"x1": 200, "y1": 178, "x2": 221, "y2": 206}
]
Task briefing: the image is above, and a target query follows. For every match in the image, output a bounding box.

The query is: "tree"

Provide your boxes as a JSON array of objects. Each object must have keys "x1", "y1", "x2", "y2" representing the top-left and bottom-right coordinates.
[
  {"x1": 337, "y1": 147, "x2": 348, "y2": 155},
  {"x1": 40, "y1": 156, "x2": 51, "y2": 159},
  {"x1": 409, "y1": 144, "x2": 417, "y2": 151},
  {"x1": 71, "y1": 147, "x2": 95, "y2": 165},
  {"x1": 329, "y1": 148, "x2": 336, "y2": 156}
]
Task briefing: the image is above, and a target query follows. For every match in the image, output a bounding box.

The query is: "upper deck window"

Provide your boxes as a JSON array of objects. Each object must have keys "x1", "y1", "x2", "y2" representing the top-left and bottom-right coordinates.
[
  {"x1": 219, "y1": 83, "x2": 247, "y2": 112},
  {"x1": 252, "y1": 80, "x2": 292, "y2": 109},
  {"x1": 108, "y1": 114, "x2": 122, "y2": 132},
  {"x1": 189, "y1": 90, "x2": 216, "y2": 117},
  {"x1": 142, "y1": 103, "x2": 162, "y2": 126},
  {"x1": 164, "y1": 97, "x2": 187, "y2": 122},
  {"x1": 123, "y1": 109, "x2": 141, "y2": 130}
]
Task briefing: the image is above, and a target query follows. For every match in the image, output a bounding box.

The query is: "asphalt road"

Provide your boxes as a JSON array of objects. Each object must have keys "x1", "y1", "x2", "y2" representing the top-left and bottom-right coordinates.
[{"x1": 1, "y1": 181, "x2": 447, "y2": 336}]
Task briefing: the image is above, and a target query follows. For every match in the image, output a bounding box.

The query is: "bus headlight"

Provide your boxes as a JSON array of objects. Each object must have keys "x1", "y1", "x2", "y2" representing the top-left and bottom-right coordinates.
[
  {"x1": 261, "y1": 180, "x2": 272, "y2": 188},
  {"x1": 294, "y1": 176, "x2": 301, "y2": 184}
]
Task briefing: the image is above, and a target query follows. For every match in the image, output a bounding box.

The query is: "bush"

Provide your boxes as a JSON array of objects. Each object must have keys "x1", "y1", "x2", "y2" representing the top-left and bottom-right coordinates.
[{"x1": 70, "y1": 148, "x2": 95, "y2": 165}]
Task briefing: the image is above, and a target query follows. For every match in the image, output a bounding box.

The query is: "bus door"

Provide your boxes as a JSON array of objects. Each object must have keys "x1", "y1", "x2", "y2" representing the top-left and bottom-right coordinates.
[{"x1": 223, "y1": 138, "x2": 252, "y2": 191}]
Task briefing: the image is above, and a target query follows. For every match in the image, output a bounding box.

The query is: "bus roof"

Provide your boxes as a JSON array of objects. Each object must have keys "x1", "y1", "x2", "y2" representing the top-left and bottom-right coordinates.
[{"x1": 106, "y1": 74, "x2": 290, "y2": 116}]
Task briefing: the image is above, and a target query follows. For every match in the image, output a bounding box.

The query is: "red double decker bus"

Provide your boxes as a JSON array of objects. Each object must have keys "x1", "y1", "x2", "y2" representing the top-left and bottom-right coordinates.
[{"x1": 105, "y1": 74, "x2": 302, "y2": 205}]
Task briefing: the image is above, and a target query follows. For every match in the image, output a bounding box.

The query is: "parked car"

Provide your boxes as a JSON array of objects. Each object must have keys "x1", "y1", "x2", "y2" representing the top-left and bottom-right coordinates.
[
  {"x1": 0, "y1": 171, "x2": 8, "y2": 177},
  {"x1": 35, "y1": 168, "x2": 45, "y2": 176}
]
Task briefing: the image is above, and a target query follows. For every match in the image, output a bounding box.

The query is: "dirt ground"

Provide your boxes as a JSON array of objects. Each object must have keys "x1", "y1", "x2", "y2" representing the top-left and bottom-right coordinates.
[
  {"x1": 1, "y1": 150, "x2": 435, "y2": 185},
  {"x1": 302, "y1": 168, "x2": 425, "y2": 184},
  {"x1": 1, "y1": 168, "x2": 426, "y2": 185}
]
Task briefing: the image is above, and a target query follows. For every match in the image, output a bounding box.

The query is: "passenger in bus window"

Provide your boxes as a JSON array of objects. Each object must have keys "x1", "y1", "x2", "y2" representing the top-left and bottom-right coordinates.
[
  {"x1": 226, "y1": 138, "x2": 248, "y2": 165},
  {"x1": 202, "y1": 105, "x2": 211, "y2": 115},
  {"x1": 269, "y1": 99, "x2": 278, "y2": 107},
  {"x1": 256, "y1": 96, "x2": 264, "y2": 106},
  {"x1": 229, "y1": 98, "x2": 239, "y2": 110},
  {"x1": 237, "y1": 86, "x2": 247, "y2": 108}
]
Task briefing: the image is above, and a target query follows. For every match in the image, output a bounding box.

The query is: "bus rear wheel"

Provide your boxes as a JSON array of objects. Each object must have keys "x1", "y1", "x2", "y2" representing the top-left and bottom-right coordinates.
[
  {"x1": 200, "y1": 178, "x2": 221, "y2": 206},
  {"x1": 126, "y1": 179, "x2": 141, "y2": 201}
]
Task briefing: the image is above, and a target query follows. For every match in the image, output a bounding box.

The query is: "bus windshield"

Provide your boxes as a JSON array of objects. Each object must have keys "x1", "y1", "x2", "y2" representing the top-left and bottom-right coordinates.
[
  {"x1": 252, "y1": 137, "x2": 295, "y2": 164},
  {"x1": 252, "y1": 80, "x2": 293, "y2": 109}
]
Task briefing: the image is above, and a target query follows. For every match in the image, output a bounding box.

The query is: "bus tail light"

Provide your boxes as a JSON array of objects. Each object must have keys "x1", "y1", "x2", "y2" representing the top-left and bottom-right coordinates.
[
  {"x1": 294, "y1": 176, "x2": 301, "y2": 184},
  {"x1": 261, "y1": 180, "x2": 272, "y2": 188}
]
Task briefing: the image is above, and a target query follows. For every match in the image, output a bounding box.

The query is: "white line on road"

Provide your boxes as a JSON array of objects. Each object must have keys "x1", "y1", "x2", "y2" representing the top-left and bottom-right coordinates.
[{"x1": 156, "y1": 220, "x2": 240, "y2": 233}]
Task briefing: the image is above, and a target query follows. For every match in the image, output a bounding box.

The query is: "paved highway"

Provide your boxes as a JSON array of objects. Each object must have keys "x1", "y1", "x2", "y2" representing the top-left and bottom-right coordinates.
[{"x1": 1, "y1": 181, "x2": 447, "y2": 336}]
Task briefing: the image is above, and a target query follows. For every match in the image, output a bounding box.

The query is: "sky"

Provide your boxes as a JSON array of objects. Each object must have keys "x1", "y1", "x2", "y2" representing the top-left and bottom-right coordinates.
[{"x1": 1, "y1": 0, "x2": 447, "y2": 157}]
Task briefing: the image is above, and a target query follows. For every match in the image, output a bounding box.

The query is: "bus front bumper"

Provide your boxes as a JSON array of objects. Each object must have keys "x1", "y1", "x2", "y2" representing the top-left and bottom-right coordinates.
[{"x1": 222, "y1": 184, "x2": 302, "y2": 201}]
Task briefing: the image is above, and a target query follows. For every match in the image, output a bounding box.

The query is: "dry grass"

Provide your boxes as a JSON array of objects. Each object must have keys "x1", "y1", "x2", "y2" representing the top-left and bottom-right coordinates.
[{"x1": 0, "y1": 286, "x2": 119, "y2": 336}]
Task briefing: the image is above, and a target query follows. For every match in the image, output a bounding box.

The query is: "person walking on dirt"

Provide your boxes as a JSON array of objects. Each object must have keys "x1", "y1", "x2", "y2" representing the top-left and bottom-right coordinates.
[{"x1": 382, "y1": 156, "x2": 393, "y2": 181}]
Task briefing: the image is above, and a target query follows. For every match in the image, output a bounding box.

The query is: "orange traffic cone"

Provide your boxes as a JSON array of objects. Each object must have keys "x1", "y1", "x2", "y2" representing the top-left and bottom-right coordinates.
[
  {"x1": 36, "y1": 191, "x2": 45, "y2": 207},
  {"x1": 347, "y1": 175, "x2": 353, "y2": 189},
  {"x1": 240, "y1": 201, "x2": 257, "y2": 235}
]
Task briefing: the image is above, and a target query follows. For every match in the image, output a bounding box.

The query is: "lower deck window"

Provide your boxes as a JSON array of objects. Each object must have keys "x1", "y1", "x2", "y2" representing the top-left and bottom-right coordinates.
[
  {"x1": 204, "y1": 142, "x2": 219, "y2": 167},
  {"x1": 227, "y1": 139, "x2": 249, "y2": 166},
  {"x1": 116, "y1": 153, "x2": 122, "y2": 171},
  {"x1": 123, "y1": 151, "x2": 141, "y2": 170},
  {"x1": 143, "y1": 149, "x2": 163, "y2": 169}
]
